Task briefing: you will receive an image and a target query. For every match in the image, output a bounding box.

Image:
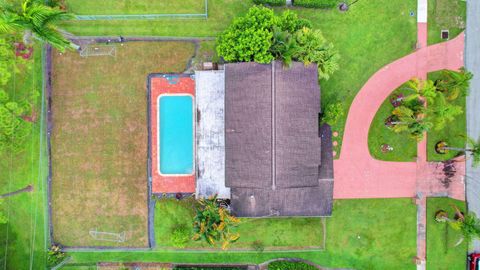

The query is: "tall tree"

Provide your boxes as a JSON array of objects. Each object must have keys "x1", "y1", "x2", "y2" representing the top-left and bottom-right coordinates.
[
  {"x1": 0, "y1": 0, "x2": 74, "y2": 51},
  {"x1": 390, "y1": 105, "x2": 432, "y2": 141}
]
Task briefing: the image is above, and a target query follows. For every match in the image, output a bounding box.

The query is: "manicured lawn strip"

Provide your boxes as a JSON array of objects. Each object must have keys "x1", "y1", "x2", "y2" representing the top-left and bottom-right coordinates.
[
  {"x1": 50, "y1": 42, "x2": 195, "y2": 247},
  {"x1": 0, "y1": 45, "x2": 48, "y2": 269},
  {"x1": 154, "y1": 198, "x2": 324, "y2": 249},
  {"x1": 72, "y1": 199, "x2": 416, "y2": 270},
  {"x1": 283, "y1": 0, "x2": 417, "y2": 157},
  {"x1": 427, "y1": 71, "x2": 466, "y2": 161},
  {"x1": 368, "y1": 85, "x2": 417, "y2": 161},
  {"x1": 59, "y1": 0, "x2": 253, "y2": 37},
  {"x1": 66, "y1": 0, "x2": 206, "y2": 15},
  {"x1": 426, "y1": 198, "x2": 467, "y2": 270},
  {"x1": 427, "y1": 0, "x2": 466, "y2": 45}
]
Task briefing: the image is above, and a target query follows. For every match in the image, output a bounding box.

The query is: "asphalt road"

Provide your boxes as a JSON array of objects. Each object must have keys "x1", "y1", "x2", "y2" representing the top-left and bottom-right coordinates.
[{"x1": 465, "y1": 0, "x2": 480, "y2": 253}]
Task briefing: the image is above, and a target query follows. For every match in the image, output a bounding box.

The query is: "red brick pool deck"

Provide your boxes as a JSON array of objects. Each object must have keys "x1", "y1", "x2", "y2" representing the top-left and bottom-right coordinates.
[{"x1": 150, "y1": 75, "x2": 195, "y2": 194}]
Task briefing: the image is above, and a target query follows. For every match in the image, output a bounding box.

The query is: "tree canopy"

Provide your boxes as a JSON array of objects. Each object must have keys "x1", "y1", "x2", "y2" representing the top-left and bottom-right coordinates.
[
  {"x1": 0, "y1": 89, "x2": 32, "y2": 153},
  {"x1": 217, "y1": 6, "x2": 339, "y2": 80}
]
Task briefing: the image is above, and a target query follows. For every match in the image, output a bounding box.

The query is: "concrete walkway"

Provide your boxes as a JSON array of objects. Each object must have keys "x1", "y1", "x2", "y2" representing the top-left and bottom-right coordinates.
[{"x1": 465, "y1": 0, "x2": 480, "y2": 253}]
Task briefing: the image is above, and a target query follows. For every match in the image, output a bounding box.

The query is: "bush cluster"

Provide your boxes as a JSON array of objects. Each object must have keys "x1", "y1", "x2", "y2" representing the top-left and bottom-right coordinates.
[
  {"x1": 170, "y1": 224, "x2": 191, "y2": 248},
  {"x1": 293, "y1": 0, "x2": 340, "y2": 8},
  {"x1": 217, "y1": 6, "x2": 340, "y2": 80},
  {"x1": 268, "y1": 260, "x2": 318, "y2": 270},
  {"x1": 253, "y1": 0, "x2": 285, "y2": 6}
]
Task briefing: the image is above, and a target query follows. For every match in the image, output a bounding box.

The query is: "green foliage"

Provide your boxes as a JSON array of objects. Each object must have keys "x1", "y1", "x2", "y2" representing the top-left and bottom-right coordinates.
[
  {"x1": 253, "y1": 0, "x2": 285, "y2": 6},
  {"x1": 0, "y1": 201, "x2": 7, "y2": 224},
  {"x1": 448, "y1": 211, "x2": 480, "y2": 245},
  {"x1": 403, "y1": 78, "x2": 438, "y2": 104},
  {"x1": 321, "y1": 102, "x2": 344, "y2": 125},
  {"x1": 293, "y1": 27, "x2": 339, "y2": 80},
  {"x1": 0, "y1": 38, "x2": 16, "y2": 86},
  {"x1": 175, "y1": 267, "x2": 245, "y2": 270},
  {"x1": 171, "y1": 224, "x2": 191, "y2": 248},
  {"x1": 251, "y1": 240, "x2": 265, "y2": 252},
  {"x1": 436, "y1": 68, "x2": 473, "y2": 101},
  {"x1": 429, "y1": 94, "x2": 463, "y2": 131},
  {"x1": 465, "y1": 136, "x2": 480, "y2": 167},
  {"x1": 390, "y1": 105, "x2": 432, "y2": 141},
  {"x1": 192, "y1": 195, "x2": 240, "y2": 250},
  {"x1": 216, "y1": 6, "x2": 275, "y2": 63},
  {"x1": 217, "y1": 7, "x2": 339, "y2": 80},
  {"x1": 0, "y1": 90, "x2": 32, "y2": 153},
  {"x1": 47, "y1": 245, "x2": 66, "y2": 267},
  {"x1": 293, "y1": 0, "x2": 340, "y2": 9},
  {"x1": 268, "y1": 260, "x2": 318, "y2": 270},
  {"x1": 0, "y1": 0, "x2": 74, "y2": 51}
]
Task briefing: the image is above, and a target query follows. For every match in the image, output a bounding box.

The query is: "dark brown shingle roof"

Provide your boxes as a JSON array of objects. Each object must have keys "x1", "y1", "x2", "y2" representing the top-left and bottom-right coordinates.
[{"x1": 225, "y1": 61, "x2": 334, "y2": 217}]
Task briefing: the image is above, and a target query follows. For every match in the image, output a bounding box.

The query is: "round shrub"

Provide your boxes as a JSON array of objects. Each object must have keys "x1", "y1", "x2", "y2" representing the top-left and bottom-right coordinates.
[{"x1": 171, "y1": 224, "x2": 191, "y2": 248}]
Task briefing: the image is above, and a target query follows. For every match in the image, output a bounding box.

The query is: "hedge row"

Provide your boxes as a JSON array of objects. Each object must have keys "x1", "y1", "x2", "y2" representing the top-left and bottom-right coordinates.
[
  {"x1": 253, "y1": 0, "x2": 286, "y2": 6},
  {"x1": 268, "y1": 261, "x2": 318, "y2": 270},
  {"x1": 293, "y1": 0, "x2": 340, "y2": 8}
]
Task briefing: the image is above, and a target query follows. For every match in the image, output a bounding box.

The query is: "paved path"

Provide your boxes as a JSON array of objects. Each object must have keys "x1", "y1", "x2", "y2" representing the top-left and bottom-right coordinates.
[
  {"x1": 465, "y1": 0, "x2": 480, "y2": 253},
  {"x1": 333, "y1": 32, "x2": 465, "y2": 200}
]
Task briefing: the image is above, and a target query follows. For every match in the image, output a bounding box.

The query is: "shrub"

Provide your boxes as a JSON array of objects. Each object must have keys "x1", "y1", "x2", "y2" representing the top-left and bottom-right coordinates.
[
  {"x1": 251, "y1": 240, "x2": 265, "y2": 252},
  {"x1": 47, "y1": 245, "x2": 66, "y2": 267},
  {"x1": 171, "y1": 224, "x2": 191, "y2": 248},
  {"x1": 293, "y1": 0, "x2": 340, "y2": 9},
  {"x1": 321, "y1": 102, "x2": 344, "y2": 126},
  {"x1": 0, "y1": 90, "x2": 32, "y2": 153},
  {"x1": 294, "y1": 27, "x2": 340, "y2": 80},
  {"x1": 253, "y1": 0, "x2": 285, "y2": 6},
  {"x1": 268, "y1": 260, "x2": 318, "y2": 270},
  {"x1": 217, "y1": 6, "x2": 275, "y2": 63},
  {"x1": 276, "y1": 10, "x2": 312, "y2": 33},
  {"x1": 192, "y1": 195, "x2": 241, "y2": 250}
]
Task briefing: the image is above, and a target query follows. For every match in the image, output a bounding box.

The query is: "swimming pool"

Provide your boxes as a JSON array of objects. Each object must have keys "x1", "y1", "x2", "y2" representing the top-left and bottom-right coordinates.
[{"x1": 158, "y1": 94, "x2": 194, "y2": 175}]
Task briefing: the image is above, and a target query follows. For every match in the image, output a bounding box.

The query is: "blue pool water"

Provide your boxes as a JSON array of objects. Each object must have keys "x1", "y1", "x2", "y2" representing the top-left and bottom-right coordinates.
[{"x1": 159, "y1": 95, "x2": 194, "y2": 175}]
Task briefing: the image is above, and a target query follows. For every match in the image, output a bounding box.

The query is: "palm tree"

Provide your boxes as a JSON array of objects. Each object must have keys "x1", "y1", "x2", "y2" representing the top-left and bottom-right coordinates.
[
  {"x1": 0, "y1": 0, "x2": 74, "y2": 51},
  {"x1": 437, "y1": 137, "x2": 480, "y2": 166},
  {"x1": 436, "y1": 68, "x2": 474, "y2": 101},
  {"x1": 429, "y1": 94, "x2": 463, "y2": 131},
  {"x1": 389, "y1": 105, "x2": 433, "y2": 141},
  {"x1": 270, "y1": 26, "x2": 298, "y2": 67},
  {"x1": 403, "y1": 78, "x2": 438, "y2": 104},
  {"x1": 448, "y1": 207, "x2": 480, "y2": 246}
]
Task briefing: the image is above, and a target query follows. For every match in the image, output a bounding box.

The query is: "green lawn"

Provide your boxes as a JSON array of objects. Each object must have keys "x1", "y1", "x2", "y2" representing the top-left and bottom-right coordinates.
[
  {"x1": 426, "y1": 198, "x2": 467, "y2": 270},
  {"x1": 60, "y1": 0, "x2": 253, "y2": 37},
  {"x1": 154, "y1": 198, "x2": 324, "y2": 250},
  {"x1": 427, "y1": 71, "x2": 466, "y2": 161},
  {"x1": 427, "y1": 0, "x2": 466, "y2": 45},
  {"x1": 66, "y1": 0, "x2": 206, "y2": 15},
  {"x1": 368, "y1": 86, "x2": 418, "y2": 161},
  {"x1": 69, "y1": 199, "x2": 416, "y2": 270},
  {"x1": 0, "y1": 45, "x2": 48, "y2": 269}
]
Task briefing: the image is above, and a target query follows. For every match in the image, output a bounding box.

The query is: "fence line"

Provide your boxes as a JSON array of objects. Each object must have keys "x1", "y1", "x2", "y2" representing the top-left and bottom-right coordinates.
[{"x1": 75, "y1": 0, "x2": 208, "y2": 20}]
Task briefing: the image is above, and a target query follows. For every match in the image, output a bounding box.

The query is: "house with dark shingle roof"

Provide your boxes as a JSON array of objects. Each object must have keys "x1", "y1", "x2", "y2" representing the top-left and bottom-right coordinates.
[{"x1": 223, "y1": 61, "x2": 334, "y2": 217}]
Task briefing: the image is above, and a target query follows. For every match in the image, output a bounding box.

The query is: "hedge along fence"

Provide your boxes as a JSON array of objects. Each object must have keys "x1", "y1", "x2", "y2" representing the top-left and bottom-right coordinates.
[{"x1": 253, "y1": 0, "x2": 341, "y2": 9}]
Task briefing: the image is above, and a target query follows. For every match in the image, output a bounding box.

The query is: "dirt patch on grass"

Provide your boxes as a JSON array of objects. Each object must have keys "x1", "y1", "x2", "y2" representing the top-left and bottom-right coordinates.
[
  {"x1": 434, "y1": 0, "x2": 465, "y2": 29},
  {"x1": 50, "y1": 41, "x2": 195, "y2": 247}
]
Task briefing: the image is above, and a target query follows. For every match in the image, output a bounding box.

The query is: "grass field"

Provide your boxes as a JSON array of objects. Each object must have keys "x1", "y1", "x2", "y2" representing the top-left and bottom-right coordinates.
[
  {"x1": 154, "y1": 198, "x2": 324, "y2": 249},
  {"x1": 67, "y1": 0, "x2": 206, "y2": 15},
  {"x1": 368, "y1": 86, "x2": 418, "y2": 161},
  {"x1": 427, "y1": 0, "x2": 466, "y2": 45},
  {"x1": 50, "y1": 42, "x2": 195, "y2": 247},
  {"x1": 427, "y1": 71, "x2": 466, "y2": 161},
  {"x1": 426, "y1": 198, "x2": 467, "y2": 270},
  {"x1": 0, "y1": 45, "x2": 48, "y2": 269},
  {"x1": 65, "y1": 199, "x2": 417, "y2": 270}
]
